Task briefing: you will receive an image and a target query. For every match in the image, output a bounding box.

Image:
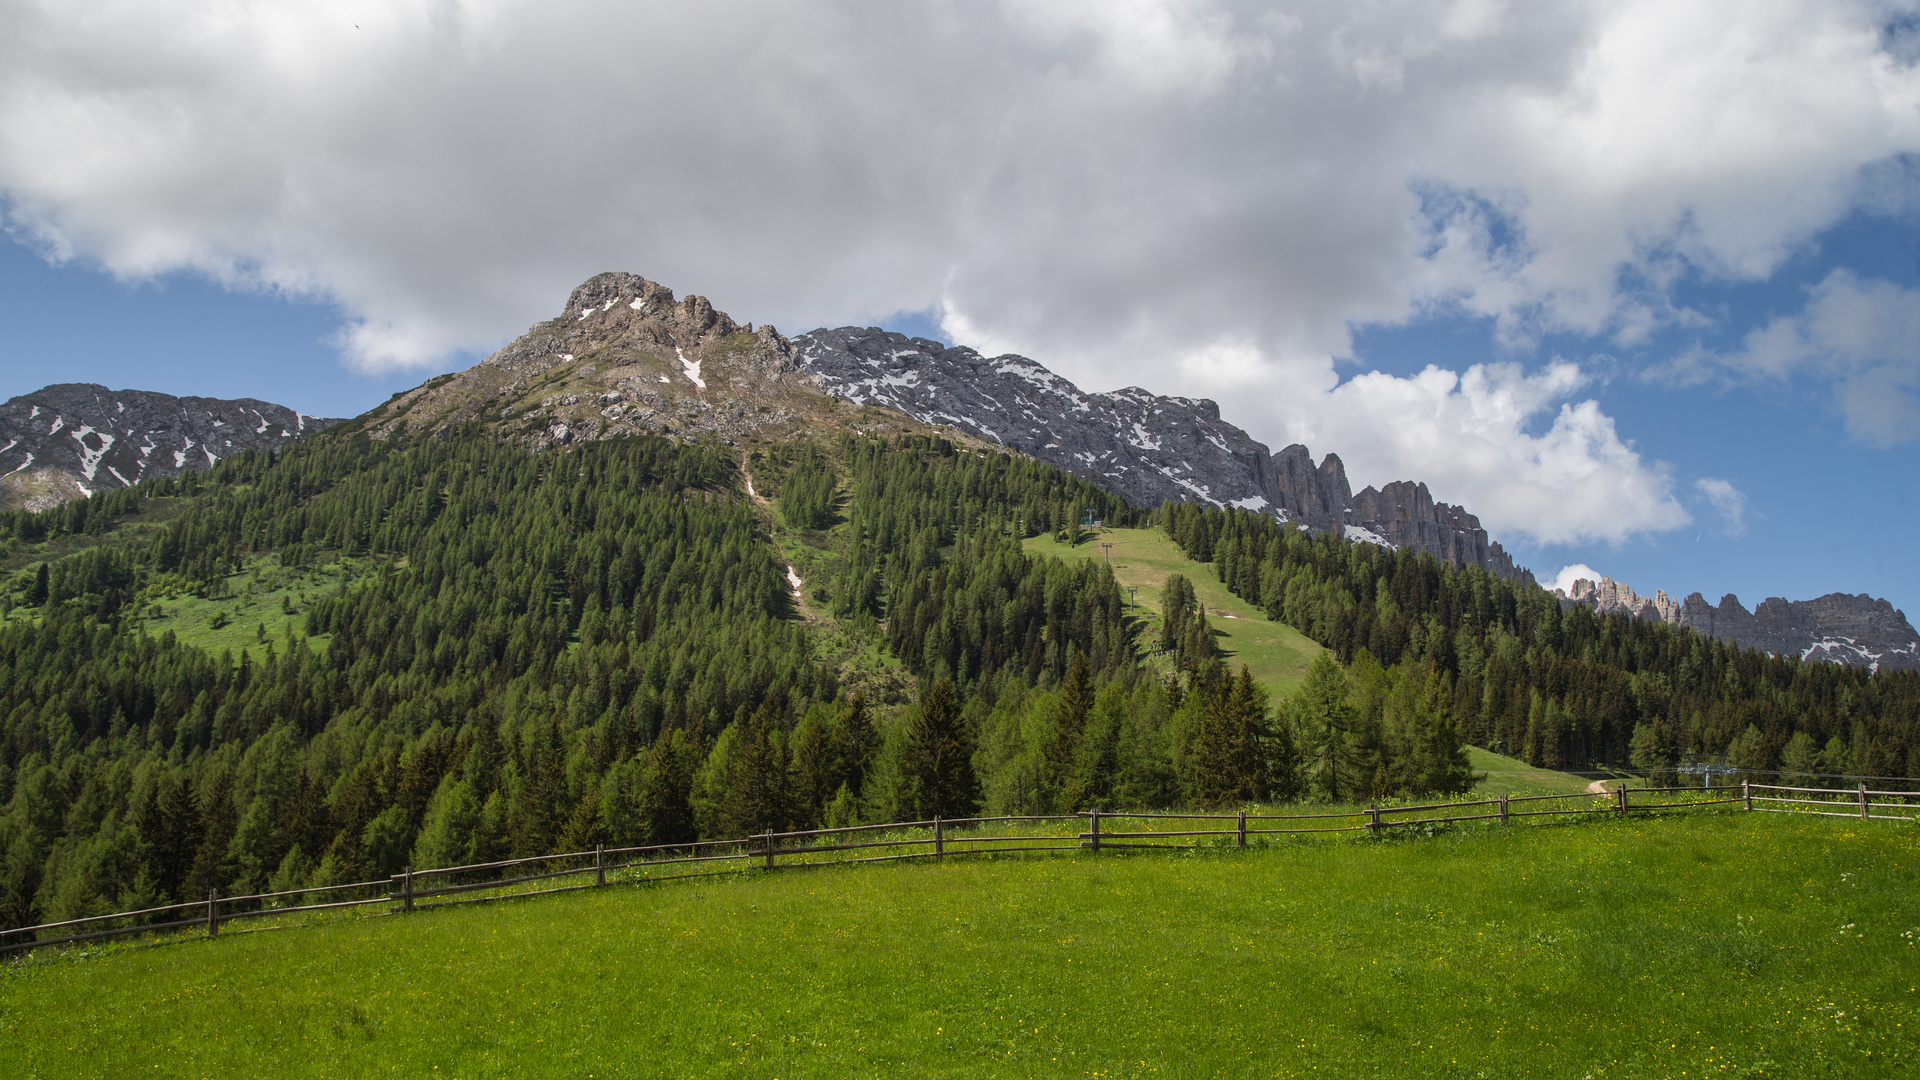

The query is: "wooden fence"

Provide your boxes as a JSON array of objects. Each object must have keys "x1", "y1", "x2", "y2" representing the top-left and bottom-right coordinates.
[{"x1": 4, "y1": 781, "x2": 1913, "y2": 957}]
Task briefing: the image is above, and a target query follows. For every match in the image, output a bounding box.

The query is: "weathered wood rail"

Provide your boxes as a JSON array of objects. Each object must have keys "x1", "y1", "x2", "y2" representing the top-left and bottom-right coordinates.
[{"x1": 4, "y1": 782, "x2": 1911, "y2": 956}]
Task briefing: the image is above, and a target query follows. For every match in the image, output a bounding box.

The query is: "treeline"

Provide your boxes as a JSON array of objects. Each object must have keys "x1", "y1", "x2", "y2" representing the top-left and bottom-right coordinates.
[{"x1": 1158, "y1": 502, "x2": 1920, "y2": 778}]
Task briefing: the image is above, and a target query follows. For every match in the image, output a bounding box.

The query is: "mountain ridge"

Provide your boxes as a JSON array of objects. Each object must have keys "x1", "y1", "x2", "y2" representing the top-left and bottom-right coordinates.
[
  {"x1": 1, "y1": 383, "x2": 339, "y2": 511},
  {"x1": 791, "y1": 325, "x2": 1532, "y2": 584},
  {"x1": 1557, "y1": 574, "x2": 1920, "y2": 673}
]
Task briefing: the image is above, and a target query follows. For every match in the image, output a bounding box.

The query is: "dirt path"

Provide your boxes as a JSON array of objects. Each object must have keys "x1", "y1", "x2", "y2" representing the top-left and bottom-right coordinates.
[{"x1": 1587, "y1": 779, "x2": 1614, "y2": 795}]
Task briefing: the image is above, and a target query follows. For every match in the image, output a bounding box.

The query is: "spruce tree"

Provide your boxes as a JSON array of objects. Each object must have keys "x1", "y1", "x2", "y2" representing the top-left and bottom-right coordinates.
[
  {"x1": 1193, "y1": 665, "x2": 1269, "y2": 806},
  {"x1": 836, "y1": 690, "x2": 877, "y2": 799},
  {"x1": 908, "y1": 678, "x2": 978, "y2": 819},
  {"x1": 639, "y1": 729, "x2": 696, "y2": 846},
  {"x1": 513, "y1": 720, "x2": 568, "y2": 858},
  {"x1": 1045, "y1": 653, "x2": 1091, "y2": 810},
  {"x1": 721, "y1": 702, "x2": 791, "y2": 838},
  {"x1": 1297, "y1": 652, "x2": 1354, "y2": 803}
]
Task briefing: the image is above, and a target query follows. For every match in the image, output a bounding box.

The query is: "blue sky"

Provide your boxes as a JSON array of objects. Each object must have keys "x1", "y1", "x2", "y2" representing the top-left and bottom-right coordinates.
[{"x1": 1, "y1": 1, "x2": 1916, "y2": 620}]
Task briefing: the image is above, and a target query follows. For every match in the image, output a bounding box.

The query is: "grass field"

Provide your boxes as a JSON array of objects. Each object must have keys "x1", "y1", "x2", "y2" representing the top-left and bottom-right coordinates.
[
  {"x1": 1026, "y1": 527, "x2": 1323, "y2": 698},
  {"x1": 1466, "y1": 745, "x2": 1637, "y2": 797},
  {"x1": 5, "y1": 812, "x2": 1915, "y2": 1079}
]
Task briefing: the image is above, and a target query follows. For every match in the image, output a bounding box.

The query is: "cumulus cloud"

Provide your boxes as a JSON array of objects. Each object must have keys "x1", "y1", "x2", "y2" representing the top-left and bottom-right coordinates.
[
  {"x1": 1672, "y1": 270, "x2": 1920, "y2": 445},
  {"x1": 1694, "y1": 477, "x2": 1748, "y2": 537},
  {"x1": 0, "y1": 0, "x2": 1915, "y2": 542},
  {"x1": 1173, "y1": 350, "x2": 1691, "y2": 544},
  {"x1": 1551, "y1": 564, "x2": 1604, "y2": 594}
]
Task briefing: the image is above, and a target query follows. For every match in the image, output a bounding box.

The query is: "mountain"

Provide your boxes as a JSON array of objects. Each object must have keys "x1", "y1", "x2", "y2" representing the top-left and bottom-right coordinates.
[
  {"x1": 351, "y1": 272, "x2": 960, "y2": 449},
  {"x1": 792, "y1": 326, "x2": 1530, "y2": 583},
  {"x1": 1557, "y1": 575, "x2": 1920, "y2": 673},
  {"x1": 0, "y1": 383, "x2": 338, "y2": 511}
]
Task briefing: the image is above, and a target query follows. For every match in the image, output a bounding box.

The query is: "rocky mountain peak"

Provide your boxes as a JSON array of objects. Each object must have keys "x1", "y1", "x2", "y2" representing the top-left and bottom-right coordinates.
[
  {"x1": 1557, "y1": 574, "x2": 1919, "y2": 672},
  {"x1": 1, "y1": 383, "x2": 339, "y2": 511},
  {"x1": 794, "y1": 325, "x2": 1529, "y2": 582},
  {"x1": 356, "y1": 273, "x2": 965, "y2": 450}
]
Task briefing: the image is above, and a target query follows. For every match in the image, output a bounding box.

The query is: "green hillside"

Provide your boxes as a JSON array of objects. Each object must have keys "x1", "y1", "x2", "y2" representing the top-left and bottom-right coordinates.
[
  {"x1": 5, "y1": 812, "x2": 1914, "y2": 1077},
  {"x1": 0, "y1": 410, "x2": 1917, "y2": 946},
  {"x1": 1024, "y1": 527, "x2": 1323, "y2": 698}
]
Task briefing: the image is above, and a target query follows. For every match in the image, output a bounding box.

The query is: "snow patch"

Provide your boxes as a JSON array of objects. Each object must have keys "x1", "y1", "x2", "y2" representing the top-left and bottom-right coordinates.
[
  {"x1": 107, "y1": 466, "x2": 129, "y2": 486},
  {"x1": 255, "y1": 414, "x2": 270, "y2": 434},
  {"x1": 561, "y1": 353, "x2": 574, "y2": 362},
  {"x1": 1127, "y1": 422, "x2": 1163, "y2": 451},
  {"x1": 7, "y1": 452, "x2": 30, "y2": 475},
  {"x1": 1344, "y1": 524, "x2": 1396, "y2": 549},
  {"x1": 69, "y1": 425, "x2": 113, "y2": 480},
  {"x1": 1229, "y1": 495, "x2": 1271, "y2": 511},
  {"x1": 47, "y1": 416, "x2": 63, "y2": 435},
  {"x1": 629, "y1": 297, "x2": 647, "y2": 311},
  {"x1": 677, "y1": 348, "x2": 706, "y2": 389},
  {"x1": 0, "y1": 439, "x2": 15, "y2": 456}
]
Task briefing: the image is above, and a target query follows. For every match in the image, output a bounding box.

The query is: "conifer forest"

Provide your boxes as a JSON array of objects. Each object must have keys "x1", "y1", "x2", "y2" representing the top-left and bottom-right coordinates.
[{"x1": 0, "y1": 426, "x2": 1914, "y2": 934}]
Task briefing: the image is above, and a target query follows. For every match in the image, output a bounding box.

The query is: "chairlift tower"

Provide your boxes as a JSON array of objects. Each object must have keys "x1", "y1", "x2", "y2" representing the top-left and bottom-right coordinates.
[{"x1": 1678, "y1": 752, "x2": 1736, "y2": 789}]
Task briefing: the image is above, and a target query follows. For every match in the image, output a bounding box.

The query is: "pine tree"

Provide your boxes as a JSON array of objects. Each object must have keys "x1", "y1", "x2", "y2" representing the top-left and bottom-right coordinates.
[
  {"x1": 790, "y1": 708, "x2": 834, "y2": 830},
  {"x1": 908, "y1": 678, "x2": 978, "y2": 818},
  {"x1": 513, "y1": 720, "x2": 568, "y2": 858},
  {"x1": 721, "y1": 703, "x2": 791, "y2": 838},
  {"x1": 836, "y1": 690, "x2": 877, "y2": 800},
  {"x1": 1297, "y1": 653, "x2": 1354, "y2": 803},
  {"x1": 1045, "y1": 653, "x2": 1091, "y2": 810},
  {"x1": 1193, "y1": 666, "x2": 1269, "y2": 806},
  {"x1": 184, "y1": 771, "x2": 239, "y2": 899}
]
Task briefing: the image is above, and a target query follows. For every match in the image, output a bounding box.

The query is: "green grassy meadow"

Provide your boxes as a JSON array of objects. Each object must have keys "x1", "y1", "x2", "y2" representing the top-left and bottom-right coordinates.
[
  {"x1": 5, "y1": 812, "x2": 1915, "y2": 1079},
  {"x1": 1026, "y1": 527, "x2": 1323, "y2": 698},
  {"x1": 1465, "y1": 745, "x2": 1637, "y2": 798}
]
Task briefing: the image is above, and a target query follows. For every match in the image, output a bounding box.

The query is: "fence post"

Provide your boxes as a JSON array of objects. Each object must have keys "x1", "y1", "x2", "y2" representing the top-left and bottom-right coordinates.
[
  {"x1": 1236, "y1": 810, "x2": 1247, "y2": 849},
  {"x1": 1367, "y1": 804, "x2": 1381, "y2": 838},
  {"x1": 1090, "y1": 809, "x2": 1101, "y2": 853},
  {"x1": 596, "y1": 843, "x2": 606, "y2": 887},
  {"x1": 1499, "y1": 794, "x2": 1509, "y2": 826},
  {"x1": 206, "y1": 889, "x2": 218, "y2": 938},
  {"x1": 404, "y1": 865, "x2": 414, "y2": 913},
  {"x1": 763, "y1": 833, "x2": 775, "y2": 871},
  {"x1": 934, "y1": 816, "x2": 944, "y2": 860},
  {"x1": 1617, "y1": 783, "x2": 1628, "y2": 816},
  {"x1": 1860, "y1": 783, "x2": 1870, "y2": 820},
  {"x1": 1742, "y1": 780, "x2": 1752, "y2": 812}
]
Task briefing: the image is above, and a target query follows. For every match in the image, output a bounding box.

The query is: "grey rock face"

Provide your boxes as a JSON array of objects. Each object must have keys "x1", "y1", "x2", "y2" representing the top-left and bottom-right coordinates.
[
  {"x1": 1558, "y1": 575, "x2": 1919, "y2": 672},
  {"x1": 1, "y1": 384, "x2": 339, "y2": 511},
  {"x1": 793, "y1": 326, "x2": 1530, "y2": 582}
]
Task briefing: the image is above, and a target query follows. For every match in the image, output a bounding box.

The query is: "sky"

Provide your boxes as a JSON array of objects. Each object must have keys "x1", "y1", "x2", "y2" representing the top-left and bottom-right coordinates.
[{"x1": 0, "y1": 0, "x2": 1917, "y2": 619}]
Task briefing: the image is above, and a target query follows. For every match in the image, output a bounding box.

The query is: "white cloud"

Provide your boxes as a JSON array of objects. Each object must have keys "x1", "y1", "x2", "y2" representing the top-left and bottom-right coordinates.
[
  {"x1": 1694, "y1": 476, "x2": 1748, "y2": 537},
  {"x1": 1552, "y1": 563, "x2": 1603, "y2": 593},
  {"x1": 1672, "y1": 270, "x2": 1920, "y2": 445},
  {"x1": 1172, "y1": 351, "x2": 1690, "y2": 545},
  {"x1": 0, "y1": 0, "x2": 1914, "y2": 540}
]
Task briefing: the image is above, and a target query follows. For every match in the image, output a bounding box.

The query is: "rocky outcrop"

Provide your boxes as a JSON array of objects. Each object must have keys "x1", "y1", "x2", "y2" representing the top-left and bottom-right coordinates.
[
  {"x1": 356, "y1": 273, "x2": 979, "y2": 452},
  {"x1": 793, "y1": 325, "x2": 1530, "y2": 581},
  {"x1": 1557, "y1": 575, "x2": 1919, "y2": 672},
  {"x1": 1, "y1": 384, "x2": 338, "y2": 511}
]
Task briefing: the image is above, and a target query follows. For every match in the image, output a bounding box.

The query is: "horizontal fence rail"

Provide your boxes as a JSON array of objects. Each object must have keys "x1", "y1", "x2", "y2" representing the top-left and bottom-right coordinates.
[{"x1": 5, "y1": 779, "x2": 1912, "y2": 957}]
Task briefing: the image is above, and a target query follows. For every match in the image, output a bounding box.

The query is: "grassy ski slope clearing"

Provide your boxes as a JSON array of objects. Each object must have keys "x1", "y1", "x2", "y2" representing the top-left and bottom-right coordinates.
[{"x1": 1025, "y1": 527, "x2": 1323, "y2": 698}]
